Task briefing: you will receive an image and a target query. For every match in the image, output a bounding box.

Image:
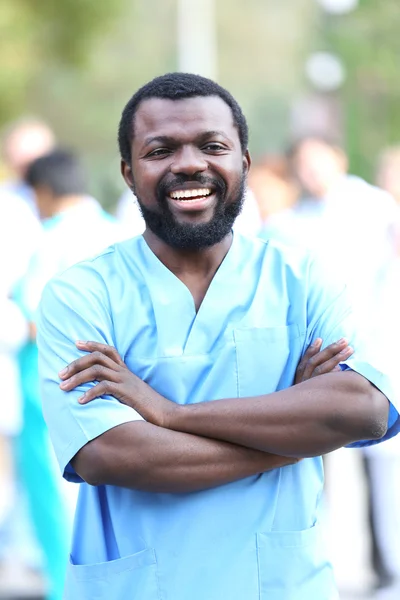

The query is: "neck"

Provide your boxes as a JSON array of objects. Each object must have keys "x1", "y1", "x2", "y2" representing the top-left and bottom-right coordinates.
[
  {"x1": 143, "y1": 228, "x2": 233, "y2": 279},
  {"x1": 50, "y1": 194, "x2": 87, "y2": 217}
]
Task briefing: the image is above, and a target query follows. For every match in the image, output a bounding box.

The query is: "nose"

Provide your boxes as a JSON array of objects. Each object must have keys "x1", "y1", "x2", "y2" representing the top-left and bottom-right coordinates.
[{"x1": 170, "y1": 145, "x2": 207, "y2": 176}]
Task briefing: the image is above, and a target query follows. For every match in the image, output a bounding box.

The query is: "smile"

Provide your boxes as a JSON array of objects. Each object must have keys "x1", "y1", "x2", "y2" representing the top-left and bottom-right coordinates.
[{"x1": 169, "y1": 188, "x2": 212, "y2": 201}]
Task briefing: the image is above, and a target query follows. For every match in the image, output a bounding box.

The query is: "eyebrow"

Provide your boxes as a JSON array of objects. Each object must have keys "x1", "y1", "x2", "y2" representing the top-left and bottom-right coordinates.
[{"x1": 143, "y1": 130, "x2": 229, "y2": 147}]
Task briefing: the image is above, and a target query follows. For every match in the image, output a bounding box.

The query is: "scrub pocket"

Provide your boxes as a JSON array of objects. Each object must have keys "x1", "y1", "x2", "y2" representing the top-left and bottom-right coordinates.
[
  {"x1": 234, "y1": 325, "x2": 304, "y2": 396},
  {"x1": 257, "y1": 523, "x2": 338, "y2": 600},
  {"x1": 64, "y1": 548, "x2": 160, "y2": 600}
]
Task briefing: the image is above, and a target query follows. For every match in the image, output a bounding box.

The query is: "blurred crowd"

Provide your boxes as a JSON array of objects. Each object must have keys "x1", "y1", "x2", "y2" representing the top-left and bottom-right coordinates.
[{"x1": 1, "y1": 118, "x2": 400, "y2": 600}]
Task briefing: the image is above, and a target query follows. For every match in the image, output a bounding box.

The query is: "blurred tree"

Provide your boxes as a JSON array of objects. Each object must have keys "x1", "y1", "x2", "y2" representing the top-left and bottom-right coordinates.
[
  {"x1": 217, "y1": 0, "x2": 315, "y2": 157},
  {"x1": 0, "y1": 0, "x2": 126, "y2": 125},
  {"x1": 0, "y1": 0, "x2": 318, "y2": 206},
  {"x1": 324, "y1": 0, "x2": 400, "y2": 179}
]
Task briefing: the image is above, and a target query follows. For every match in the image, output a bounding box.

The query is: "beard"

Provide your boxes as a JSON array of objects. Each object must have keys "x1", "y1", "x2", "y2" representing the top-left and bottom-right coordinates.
[{"x1": 134, "y1": 170, "x2": 246, "y2": 251}]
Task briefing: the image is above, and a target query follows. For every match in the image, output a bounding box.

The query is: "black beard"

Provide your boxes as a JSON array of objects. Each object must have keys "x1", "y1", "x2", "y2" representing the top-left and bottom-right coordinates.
[{"x1": 134, "y1": 172, "x2": 246, "y2": 251}]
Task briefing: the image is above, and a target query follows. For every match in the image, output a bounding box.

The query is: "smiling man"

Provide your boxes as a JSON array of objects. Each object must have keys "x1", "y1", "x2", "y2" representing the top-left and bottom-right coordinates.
[{"x1": 37, "y1": 73, "x2": 399, "y2": 600}]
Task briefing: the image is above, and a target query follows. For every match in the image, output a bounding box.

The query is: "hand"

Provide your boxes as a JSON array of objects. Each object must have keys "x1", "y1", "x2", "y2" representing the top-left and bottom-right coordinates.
[
  {"x1": 58, "y1": 341, "x2": 177, "y2": 428},
  {"x1": 294, "y1": 338, "x2": 354, "y2": 385}
]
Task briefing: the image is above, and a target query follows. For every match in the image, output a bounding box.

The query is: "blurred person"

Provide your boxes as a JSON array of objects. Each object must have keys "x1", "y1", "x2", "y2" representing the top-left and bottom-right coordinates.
[
  {"x1": 262, "y1": 135, "x2": 399, "y2": 321},
  {"x1": 0, "y1": 117, "x2": 56, "y2": 593},
  {"x1": 376, "y1": 146, "x2": 400, "y2": 255},
  {"x1": 36, "y1": 72, "x2": 400, "y2": 600},
  {"x1": 14, "y1": 148, "x2": 125, "y2": 600},
  {"x1": 248, "y1": 156, "x2": 296, "y2": 224},
  {"x1": 263, "y1": 135, "x2": 400, "y2": 596},
  {"x1": 363, "y1": 258, "x2": 400, "y2": 600},
  {"x1": 1, "y1": 118, "x2": 56, "y2": 216},
  {"x1": 356, "y1": 146, "x2": 400, "y2": 599},
  {"x1": 0, "y1": 191, "x2": 43, "y2": 594}
]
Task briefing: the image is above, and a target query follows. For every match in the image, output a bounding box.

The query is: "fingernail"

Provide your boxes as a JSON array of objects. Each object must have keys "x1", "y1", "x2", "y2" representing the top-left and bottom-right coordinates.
[
  {"x1": 60, "y1": 381, "x2": 68, "y2": 390},
  {"x1": 337, "y1": 338, "x2": 347, "y2": 345},
  {"x1": 78, "y1": 395, "x2": 86, "y2": 404},
  {"x1": 313, "y1": 338, "x2": 322, "y2": 347},
  {"x1": 340, "y1": 346, "x2": 352, "y2": 355},
  {"x1": 76, "y1": 340, "x2": 87, "y2": 346},
  {"x1": 59, "y1": 368, "x2": 68, "y2": 378}
]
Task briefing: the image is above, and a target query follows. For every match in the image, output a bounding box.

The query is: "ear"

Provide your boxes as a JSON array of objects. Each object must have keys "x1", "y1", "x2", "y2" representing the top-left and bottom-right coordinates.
[
  {"x1": 121, "y1": 160, "x2": 135, "y2": 191},
  {"x1": 243, "y1": 150, "x2": 251, "y2": 175}
]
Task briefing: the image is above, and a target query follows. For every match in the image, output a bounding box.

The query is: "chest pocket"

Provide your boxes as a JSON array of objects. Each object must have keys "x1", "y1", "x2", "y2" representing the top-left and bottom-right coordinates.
[{"x1": 234, "y1": 325, "x2": 304, "y2": 397}]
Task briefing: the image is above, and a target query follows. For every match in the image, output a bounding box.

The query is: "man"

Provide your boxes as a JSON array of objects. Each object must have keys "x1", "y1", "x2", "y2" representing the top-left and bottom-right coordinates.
[
  {"x1": 15, "y1": 148, "x2": 125, "y2": 600},
  {"x1": 262, "y1": 136, "x2": 399, "y2": 320},
  {"x1": 22, "y1": 148, "x2": 124, "y2": 312},
  {"x1": 38, "y1": 73, "x2": 399, "y2": 600}
]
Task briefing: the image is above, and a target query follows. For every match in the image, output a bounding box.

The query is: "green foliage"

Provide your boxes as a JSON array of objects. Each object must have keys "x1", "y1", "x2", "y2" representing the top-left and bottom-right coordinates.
[
  {"x1": 19, "y1": 0, "x2": 126, "y2": 65},
  {"x1": 326, "y1": 0, "x2": 400, "y2": 179},
  {"x1": 0, "y1": 0, "x2": 125, "y2": 124}
]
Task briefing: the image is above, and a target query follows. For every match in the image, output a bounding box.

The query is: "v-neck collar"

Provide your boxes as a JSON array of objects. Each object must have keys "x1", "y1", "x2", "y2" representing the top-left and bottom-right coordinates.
[{"x1": 137, "y1": 232, "x2": 238, "y2": 354}]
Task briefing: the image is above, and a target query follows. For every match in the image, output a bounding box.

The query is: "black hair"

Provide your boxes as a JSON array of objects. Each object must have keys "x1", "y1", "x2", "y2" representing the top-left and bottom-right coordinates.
[
  {"x1": 24, "y1": 148, "x2": 87, "y2": 197},
  {"x1": 118, "y1": 72, "x2": 249, "y2": 165}
]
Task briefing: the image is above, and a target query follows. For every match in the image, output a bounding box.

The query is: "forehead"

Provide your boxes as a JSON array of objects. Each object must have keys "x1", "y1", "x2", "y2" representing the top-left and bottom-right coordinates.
[
  {"x1": 297, "y1": 141, "x2": 335, "y2": 160},
  {"x1": 133, "y1": 96, "x2": 239, "y2": 144}
]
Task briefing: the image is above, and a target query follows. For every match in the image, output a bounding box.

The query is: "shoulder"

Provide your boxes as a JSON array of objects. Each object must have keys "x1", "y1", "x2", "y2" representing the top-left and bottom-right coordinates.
[
  {"x1": 346, "y1": 176, "x2": 397, "y2": 213},
  {"x1": 41, "y1": 236, "x2": 142, "y2": 305},
  {"x1": 236, "y1": 232, "x2": 315, "y2": 283}
]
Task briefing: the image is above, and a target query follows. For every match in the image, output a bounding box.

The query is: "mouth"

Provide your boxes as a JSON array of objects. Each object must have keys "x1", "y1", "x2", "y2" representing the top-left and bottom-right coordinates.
[{"x1": 167, "y1": 187, "x2": 215, "y2": 212}]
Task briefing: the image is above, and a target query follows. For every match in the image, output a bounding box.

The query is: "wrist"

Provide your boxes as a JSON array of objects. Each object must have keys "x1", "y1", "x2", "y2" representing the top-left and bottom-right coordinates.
[{"x1": 164, "y1": 401, "x2": 186, "y2": 430}]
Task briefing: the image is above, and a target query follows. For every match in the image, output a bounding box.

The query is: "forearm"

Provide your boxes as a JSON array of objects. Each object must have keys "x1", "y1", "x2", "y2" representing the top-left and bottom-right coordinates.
[
  {"x1": 72, "y1": 421, "x2": 297, "y2": 493},
  {"x1": 168, "y1": 372, "x2": 389, "y2": 458}
]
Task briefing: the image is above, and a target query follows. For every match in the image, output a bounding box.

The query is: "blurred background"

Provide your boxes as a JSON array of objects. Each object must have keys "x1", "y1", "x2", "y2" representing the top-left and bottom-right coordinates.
[
  {"x1": 1, "y1": 1, "x2": 400, "y2": 599},
  {"x1": 2, "y1": 0, "x2": 400, "y2": 206}
]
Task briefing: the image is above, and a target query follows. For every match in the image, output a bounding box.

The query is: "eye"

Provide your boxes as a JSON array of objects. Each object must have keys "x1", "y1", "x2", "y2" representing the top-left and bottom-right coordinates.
[
  {"x1": 146, "y1": 148, "x2": 171, "y2": 158},
  {"x1": 202, "y1": 143, "x2": 226, "y2": 152}
]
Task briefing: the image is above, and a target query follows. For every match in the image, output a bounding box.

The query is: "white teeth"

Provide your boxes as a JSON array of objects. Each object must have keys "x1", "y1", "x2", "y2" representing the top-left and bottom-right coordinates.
[{"x1": 169, "y1": 188, "x2": 212, "y2": 200}]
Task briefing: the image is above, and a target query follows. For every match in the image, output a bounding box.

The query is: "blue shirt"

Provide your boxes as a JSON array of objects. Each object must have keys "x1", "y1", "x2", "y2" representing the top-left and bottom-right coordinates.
[{"x1": 37, "y1": 233, "x2": 399, "y2": 600}]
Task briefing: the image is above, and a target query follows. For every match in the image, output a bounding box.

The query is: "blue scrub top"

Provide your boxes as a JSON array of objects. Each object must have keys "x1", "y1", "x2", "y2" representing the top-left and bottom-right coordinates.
[{"x1": 37, "y1": 233, "x2": 399, "y2": 600}]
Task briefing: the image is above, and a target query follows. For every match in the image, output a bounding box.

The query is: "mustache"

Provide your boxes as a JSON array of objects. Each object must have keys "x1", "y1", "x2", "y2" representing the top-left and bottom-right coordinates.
[{"x1": 157, "y1": 174, "x2": 226, "y2": 200}]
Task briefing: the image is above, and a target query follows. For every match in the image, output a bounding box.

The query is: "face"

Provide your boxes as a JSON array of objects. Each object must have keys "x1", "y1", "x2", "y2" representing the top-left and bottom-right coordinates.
[
  {"x1": 121, "y1": 96, "x2": 250, "y2": 250},
  {"x1": 32, "y1": 184, "x2": 54, "y2": 220},
  {"x1": 292, "y1": 140, "x2": 346, "y2": 199},
  {"x1": 5, "y1": 126, "x2": 55, "y2": 178}
]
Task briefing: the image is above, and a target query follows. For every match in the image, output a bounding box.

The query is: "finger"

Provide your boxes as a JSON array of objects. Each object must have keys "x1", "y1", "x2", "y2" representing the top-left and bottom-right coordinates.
[
  {"x1": 301, "y1": 338, "x2": 349, "y2": 381},
  {"x1": 77, "y1": 380, "x2": 115, "y2": 404},
  {"x1": 295, "y1": 338, "x2": 323, "y2": 381},
  {"x1": 301, "y1": 337, "x2": 348, "y2": 374},
  {"x1": 302, "y1": 338, "x2": 323, "y2": 361},
  {"x1": 59, "y1": 366, "x2": 118, "y2": 392},
  {"x1": 59, "y1": 351, "x2": 118, "y2": 380},
  {"x1": 75, "y1": 341, "x2": 124, "y2": 366},
  {"x1": 310, "y1": 346, "x2": 354, "y2": 377}
]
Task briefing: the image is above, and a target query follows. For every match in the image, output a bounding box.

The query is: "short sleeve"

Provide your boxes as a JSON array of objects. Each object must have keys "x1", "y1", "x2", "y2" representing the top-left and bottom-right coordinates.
[
  {"x1": 305, "y1": 258, "x2": 400, "y2": 447},
  {"x1": 37, "y1": 264, "x2": 144, "y2": 483}
]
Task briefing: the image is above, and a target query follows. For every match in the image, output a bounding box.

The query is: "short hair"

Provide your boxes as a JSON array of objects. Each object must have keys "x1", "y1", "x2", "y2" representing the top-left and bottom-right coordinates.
[
  {"x1": 118, "y1": 72, "x2": 249, "y2": 165},
  {"x1": 24, "y1": 148, "x2": 87, "y2": 197}
]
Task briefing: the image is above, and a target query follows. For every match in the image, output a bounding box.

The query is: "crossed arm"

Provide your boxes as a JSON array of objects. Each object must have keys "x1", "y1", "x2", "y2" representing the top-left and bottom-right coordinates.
[{"x1": 59, "y1": 339, "x2": 389, "y2": 493}]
